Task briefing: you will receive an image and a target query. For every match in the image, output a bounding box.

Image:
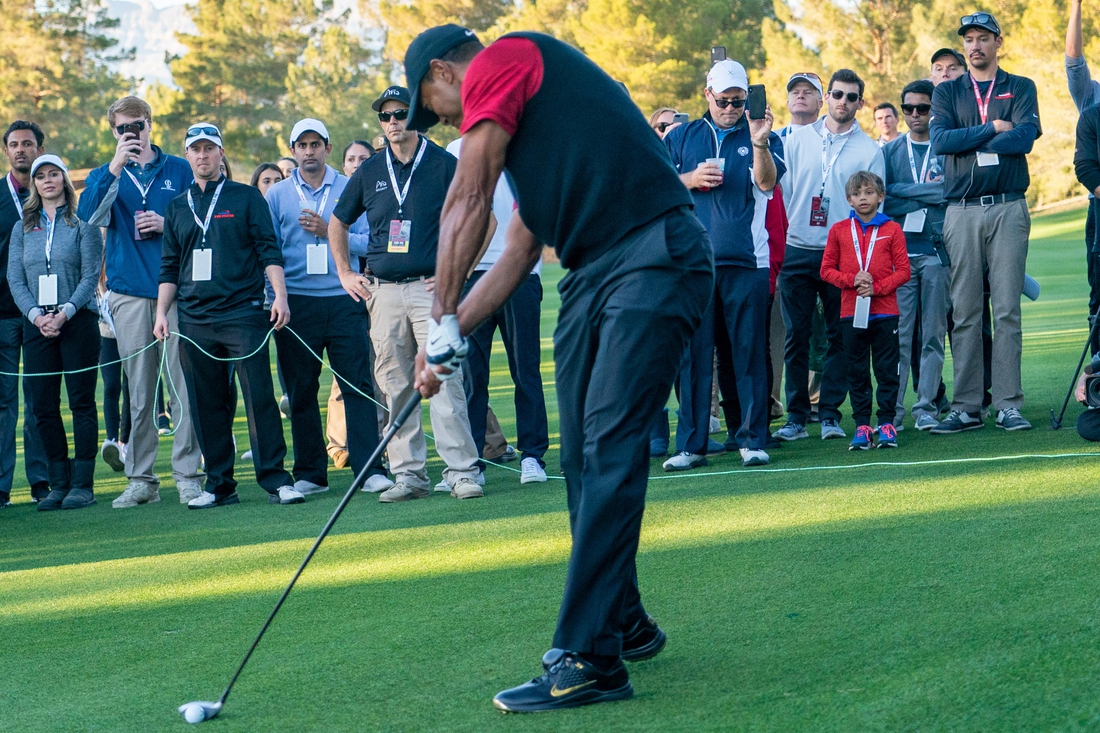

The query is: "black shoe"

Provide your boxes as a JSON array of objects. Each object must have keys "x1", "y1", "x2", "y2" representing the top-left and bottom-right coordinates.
[
  {"x1": 61, "y1": 488, "x2": 96, "y2": 510},
  {"x1": 492, "y1": 652, "x2": 633, "y2": 713},
  {"x1": 30, "y1": 482, "x2": 50, "y2": 503},
  {"x1": 929, "y1": 410, "x2": 984, "y2": 435},
  {"x1": 37, "y1": 489, "x2": 68, "y2": 512},
  {"x1": 621, "y1": 615, "x2": 667, "y2": 662},
  {"x1": 188, "y1": 491, "x2": 241, "y2": 509}
]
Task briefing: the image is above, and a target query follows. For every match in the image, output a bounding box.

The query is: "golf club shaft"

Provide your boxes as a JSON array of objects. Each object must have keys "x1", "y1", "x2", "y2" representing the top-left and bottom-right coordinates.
[
  {"x1": 217, "y1": 392, "x2": 424, "y2": 706},
  {"x1": 1055, "y1": 313, "x2": 1100, "y2": 428}
]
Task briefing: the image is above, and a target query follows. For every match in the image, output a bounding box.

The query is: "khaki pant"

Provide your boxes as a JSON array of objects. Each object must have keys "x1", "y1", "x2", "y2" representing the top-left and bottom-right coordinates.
[
  {"x1": 942, "y1": 198, "x2": 1029, "y2": 413},
  {"x1": 109, "y1": 293, "x2": 203, "y2": 484},
  {"x1": 326, "y1": 352, "x2": 387, "y2": 458},
  {"x1": 483, "y1": 405, "x2": 509, "y2": 459},
  {"x1": 365, "y1": 279, "x2": 478, "y2": 488}
]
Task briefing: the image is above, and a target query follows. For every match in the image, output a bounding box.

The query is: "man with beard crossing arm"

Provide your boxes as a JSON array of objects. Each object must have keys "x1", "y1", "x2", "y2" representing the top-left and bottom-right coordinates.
[{"x1": 404, "y1": 25, "x2": 713, "y2": 712}]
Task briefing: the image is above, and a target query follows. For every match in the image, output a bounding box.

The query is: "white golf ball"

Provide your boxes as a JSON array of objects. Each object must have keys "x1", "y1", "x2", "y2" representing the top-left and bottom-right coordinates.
[{"x1": 183, "y1": 704, "x2": 205, "y2": 724}]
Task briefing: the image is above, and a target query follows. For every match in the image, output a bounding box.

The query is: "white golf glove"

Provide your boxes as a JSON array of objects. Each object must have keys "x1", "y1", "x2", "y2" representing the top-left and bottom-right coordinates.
[{"x1": 425, "y1": 314, "x2": 467, "y2": 381}]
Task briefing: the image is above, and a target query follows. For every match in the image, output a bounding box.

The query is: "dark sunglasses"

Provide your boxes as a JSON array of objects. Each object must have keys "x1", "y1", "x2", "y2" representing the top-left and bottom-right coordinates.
[
  {"x1": 713, "y1": 98, "x2": 747, "y2": 109},
  {"x1": 186, "y1": 125, "x2": 220, "y2": 137},
  {"x1": 655, "y1": 122, "x2": 674, "y2": 132},
  {"x1": 961, "y1": 12, "x2": 999, "y2": 33},
  {"x1": 829, "y1": 90, "x2": 861, "y2": 103},
  {"x1": 378, "y1": 109, "x2": 409, "y2": 122},
  {"x1": 115, "y1": 120, "x2": 146, "y2": 135},
  {"x1": 901, "y1": 103, "x2": 932, "y2": 115}
]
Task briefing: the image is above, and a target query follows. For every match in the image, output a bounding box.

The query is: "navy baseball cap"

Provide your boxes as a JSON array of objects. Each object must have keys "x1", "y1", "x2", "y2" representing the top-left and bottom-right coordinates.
[
  {"x1": 958, "y1": 11, "x2": 1000, "y2": 36},
  {"x1": 372, "y1": 86, "x2": 410, "y2": 112},
  {"x1": 404, "y1": 24, "x2": 480, "y2": 131},
  {"x1": 931, "y1": 48, "x2": 967, "y2": 67}
]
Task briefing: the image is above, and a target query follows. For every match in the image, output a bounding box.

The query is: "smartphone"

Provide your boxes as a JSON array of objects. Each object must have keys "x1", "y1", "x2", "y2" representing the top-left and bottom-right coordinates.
[
  {"x1": 710, "y1": 46, "x2": 726, "y2": 64},
  {"x1": 120, "y1": 122, "x2": 142, "y2": 138},
  {"x1": 748, "y1": 84, "x2": 766, "y2": 120},
  {"x1": 673, "y1": 113, "x2": 690, "y2": 125}
]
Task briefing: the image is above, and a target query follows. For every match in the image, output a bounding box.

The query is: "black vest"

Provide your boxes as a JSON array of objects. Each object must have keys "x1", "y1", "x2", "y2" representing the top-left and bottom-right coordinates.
[{"x1": 501, "y1": 32, "x2": 693, "y2": 270}]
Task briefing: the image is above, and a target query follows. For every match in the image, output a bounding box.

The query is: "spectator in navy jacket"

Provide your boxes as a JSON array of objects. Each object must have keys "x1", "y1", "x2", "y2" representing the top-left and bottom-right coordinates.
[
  {"x1": 78, "y1": 96, "x2": 204, "y2": 508},
  {"x1": 663, "y1": 59, "x2": 784, "y2": 468}
]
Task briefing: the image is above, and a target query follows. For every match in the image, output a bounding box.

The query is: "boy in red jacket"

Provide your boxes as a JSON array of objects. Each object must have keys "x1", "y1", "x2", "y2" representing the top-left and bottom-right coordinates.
[{"x1": 820, "y1": 171, "x2": 910, "y2": 450}]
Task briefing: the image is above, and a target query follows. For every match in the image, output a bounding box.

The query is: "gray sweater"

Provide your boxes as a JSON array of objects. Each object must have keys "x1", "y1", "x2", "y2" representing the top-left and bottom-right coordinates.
[
  {"x1": 7, "y1": 206, "x2": 102, "y2": 322},
  {"x1": 882, "y1": 134, "x2": 946, "y2": 257}
]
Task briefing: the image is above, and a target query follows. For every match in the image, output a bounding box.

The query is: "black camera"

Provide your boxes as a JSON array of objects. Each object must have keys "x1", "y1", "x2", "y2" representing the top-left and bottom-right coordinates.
[{"x1": 1085, "y1": 357, "x2": 1100, "y2": 407}]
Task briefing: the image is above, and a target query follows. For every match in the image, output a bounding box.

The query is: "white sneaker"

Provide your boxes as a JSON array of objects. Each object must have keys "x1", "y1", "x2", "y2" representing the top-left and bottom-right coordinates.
[
  {"x1": 709, "y1": 415, "x2": 722, "y2": 434},
  {"x1": 739, "y1": 448, "x2": 770, "y2": 467},
  {"x1": 436, "y1": 472, "x2": 486, "y2": 492},
  {"x1": 241, "y1": 449, "x2": 253, "y2": 460},
  {"x1": 187, "y1": 490, "x2": 240, "y2": 509},
  {"x1": 450, "y1": 477, "x2": 484, "y2": 499},
  {"x1": 914, "y1": 414, "x2": 939, "y2": 431},
  {"x1": 662, "y1": 451, "x2": 707, "y2": 472},
  {"x1": 112, "y1": 480, "x2": 160, "y2": 508},
  {"x1": 101, "y1": 439, "x2": 124, "y2": 472},
  {"x1": 176, "y1": 478, "x2": 204, "y2": 504},
  {"x1": 434, "y1": 478, "x2": 453, "y2": 493},
  {"x1": 269, "y1": 485, "x2": 305, "y2": 505},
  {"x1": 361, "y1": 474, "x2": 395, "y2": 493},
  {"x1": 293, "y1": 479, "x2": 329, "y2": 496},
  {"x1": 520, "y1": 457, "x2": 547, "y2": 484}
]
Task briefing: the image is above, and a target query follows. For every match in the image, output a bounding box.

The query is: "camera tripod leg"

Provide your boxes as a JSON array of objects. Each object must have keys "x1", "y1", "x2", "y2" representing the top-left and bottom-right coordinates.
[{"x1": 1052, "y1": 312, "x2": 1100, "y2": 430}]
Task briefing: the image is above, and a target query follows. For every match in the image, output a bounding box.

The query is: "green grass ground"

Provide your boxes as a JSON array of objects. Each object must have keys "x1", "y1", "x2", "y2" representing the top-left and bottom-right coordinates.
[{"x1": 3, "y1": 204, "x2": 1100, "y2": 732}]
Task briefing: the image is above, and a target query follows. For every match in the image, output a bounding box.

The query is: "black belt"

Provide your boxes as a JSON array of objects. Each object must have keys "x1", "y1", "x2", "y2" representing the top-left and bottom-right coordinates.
[
  {"x1": 367, "y1": 274, "x2": 431, "y2": 285},
  {"x1": 951, "y1": 192, "x2": 1026, "y2": 208}
]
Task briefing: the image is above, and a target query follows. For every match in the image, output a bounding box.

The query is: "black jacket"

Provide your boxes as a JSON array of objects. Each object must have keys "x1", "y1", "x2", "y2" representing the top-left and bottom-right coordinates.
[
  {"x1": 160, "y1": 176, "x2": 283, "y2": 324},
  {"x1": 0, "y1": 174, "x2": 28, "y2": 317}
]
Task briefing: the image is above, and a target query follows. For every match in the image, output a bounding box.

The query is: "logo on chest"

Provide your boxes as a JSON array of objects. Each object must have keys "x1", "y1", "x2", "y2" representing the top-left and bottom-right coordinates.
[
  {"x1": 212, "y1": 210, "x2": 234, "y2": 219},
  {"x1": 162, "y1": 180, "x2": 176, "y2": 192},
  {"x1": 376, "y1": 180, "x2": 389, "y2": 192},
  {"x1": 994, "y1": 92, "x2": 1014, "y2": 100},
  {"x1": 738, "y1": 146, "x2": 750, "y2": 157}
]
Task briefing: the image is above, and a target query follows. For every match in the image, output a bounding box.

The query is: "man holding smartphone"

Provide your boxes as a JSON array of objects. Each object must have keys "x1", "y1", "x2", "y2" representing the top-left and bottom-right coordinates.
[
  {"x1": 663, "y1": 59, "x2": 782, "y2": 469},
  {"x1": 78, "y1": 96, "x2": 204, "y2": 508},
  {"x1": 265, "y1": 118, "x2": 392, "y2": 497}
]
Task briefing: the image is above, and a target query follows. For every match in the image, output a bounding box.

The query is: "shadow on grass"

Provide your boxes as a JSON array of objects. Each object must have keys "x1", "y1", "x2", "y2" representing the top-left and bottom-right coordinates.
[{"x1": 3, "y1": 492, "x2": 1100, "y2": 732}]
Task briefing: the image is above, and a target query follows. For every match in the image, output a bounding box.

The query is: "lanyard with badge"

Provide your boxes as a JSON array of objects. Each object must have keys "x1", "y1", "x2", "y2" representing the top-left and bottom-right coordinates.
[
  {"x1": 970, "y1": 74, "x2": 1000, "y2": 168},
  {"x1": 123, "y1": 167, "x2": 155, "y2": 241},
  {"x1": 293, "y1": 172, "x2": 331, "y2": 275},
  {"x1": 811, "y1": 128, "x2": 852, "y2": 227},
  {"x1": 849, "y1": 218, "x2": 878, "y2": 329},
  {"x1": 7, "y1": 175, "x2": 22, "y2": 217},
  {"x1": 385, "y1": 137, "x2": 426, "y2": 253},
  {"x1": 186, "y1": 180, "x2": 224, "y2": 282},
  {"x1": 902, "y1": 134, "x2": 931, "y2": 234},
  {"x1": 38, "y1": 213, "x2": 58, "y2": 307}
]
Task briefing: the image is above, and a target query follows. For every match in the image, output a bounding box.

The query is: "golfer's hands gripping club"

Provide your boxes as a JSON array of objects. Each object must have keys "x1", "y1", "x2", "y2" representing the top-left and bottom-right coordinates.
[{"x1": 417, "y1": 315, "x2": 467, "y2": 397}]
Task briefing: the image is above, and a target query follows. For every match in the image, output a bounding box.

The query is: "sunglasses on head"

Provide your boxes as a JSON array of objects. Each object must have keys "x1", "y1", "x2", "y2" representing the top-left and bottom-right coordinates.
[
  {"x1": 116, "y1": 120, "x2": 146, "y2": 135},
  {"x1": 378, "y1": 109, "x2": 409, "y2": 122},
  {"x1": 186, "y1": 125, "x2": 220, "y2": 137},
  {"x1": 713, "y1": 97, "x2": 747, "y2": 109},
  {"x1": 901, "y1": 103, "x2": 932, "y2": 115},
  {"x1": 961, "y1": 12, "x2": 999, "y2": 32},
  {"x1": 829, "y1": 90, "x2": 861, "y2": 103}
]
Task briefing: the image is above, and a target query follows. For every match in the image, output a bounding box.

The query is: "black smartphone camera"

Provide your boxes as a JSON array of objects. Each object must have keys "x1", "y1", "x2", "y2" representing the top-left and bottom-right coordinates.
[
  {"x1": 748, "y1": 84, "x2": 766, "y2": 120},
  {"x1": 710, "y1": 46, "x2": 726, "y2": 64}
]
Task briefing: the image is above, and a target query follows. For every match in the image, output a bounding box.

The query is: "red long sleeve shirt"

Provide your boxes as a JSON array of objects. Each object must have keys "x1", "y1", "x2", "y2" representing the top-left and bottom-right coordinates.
[{"x1": 820, "y1": 214, "x2": 910, "y2": 318}]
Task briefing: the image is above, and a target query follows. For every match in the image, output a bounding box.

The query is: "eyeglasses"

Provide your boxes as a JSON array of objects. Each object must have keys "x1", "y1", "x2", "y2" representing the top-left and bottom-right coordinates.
[
  {"x1": 829, "y1": 90, "x2": 861, "y2": 103},
  {"x1": 186, "y1": 125, "x2": 221, "y2": 137},
  {"x1": 961, "y1": 12, "x2": 999, "y2": 33},
  {"x1": 713, "y1": 98, "x2": 747, "y2": 109},
  {"x1": 655, "y1": 122, "x2": 673, "y2": 132},
  {"x1": 115, "y1": 120, "x2": 146, "y2": 135},
  {"x1": 901, "y1": 103, "x2": 932, "y2": 115},
  {"x1": 378, "y1": 109, "x2": 409, "y2": 122}
]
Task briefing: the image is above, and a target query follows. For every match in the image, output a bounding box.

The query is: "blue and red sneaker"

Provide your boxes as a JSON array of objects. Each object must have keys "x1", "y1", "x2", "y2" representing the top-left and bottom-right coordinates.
[
  {"x1": 877, "y1": 423, "x2": 898, "y2": 448},
  {"x1": 849, "y1": 425, "x2": 874, "y2": 451}
]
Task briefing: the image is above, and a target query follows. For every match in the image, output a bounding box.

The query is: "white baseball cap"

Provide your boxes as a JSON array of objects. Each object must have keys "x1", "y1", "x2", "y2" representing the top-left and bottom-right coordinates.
[
  {"x1": 184, "y1": 123, "x2": 223, "y2": 149},
  {"x1": 30, "y1": 154, "x2": 68, "y2": 177},
  {"x1": 707, "y1": 59, "x2": 750, "y2": 93},
  {"x1": 289, "y1": 118, "x2": 330, "y2": 146},
  {"x1": 786, "y1": 72, "x2": 824, "y2": 96}
]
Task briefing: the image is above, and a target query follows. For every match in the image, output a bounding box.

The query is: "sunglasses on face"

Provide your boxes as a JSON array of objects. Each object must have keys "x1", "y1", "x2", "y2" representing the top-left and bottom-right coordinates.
[
  {"x1": 186, "y1": 125, "x2": 220, "y2": 137},
  {"x1": 655, "y1": 122, "x2": 674, "y2": 132},
  {"x1": 713, "y1": 98, "x2": 747, "y2": 109},
  {"x1": 901, "y1": 103, "x2": 932, "y2": 115},
  {"x1": 828, "y1": 90, "x2": 861, "y2": 103},
  {"x1": 378, "y1": 109, "x2": 409, "y2": 122},
  {"x1": 961, "y1": 12, "x2": 999, "y2": 32},
  {"x1": 116, "y1": 120, "x2": 146, "y2": 135}
]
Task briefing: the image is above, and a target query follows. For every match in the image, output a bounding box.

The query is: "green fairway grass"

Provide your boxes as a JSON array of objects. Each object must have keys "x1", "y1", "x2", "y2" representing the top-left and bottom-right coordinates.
[{"x1": 3, "y1": 204, "x2": 1100, "y2": 731}]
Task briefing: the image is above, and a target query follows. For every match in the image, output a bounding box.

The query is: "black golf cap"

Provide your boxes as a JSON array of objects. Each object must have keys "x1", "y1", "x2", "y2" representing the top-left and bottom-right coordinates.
[
  {"x1": 930, "y1": 48, "x2": 967, "y2": 68},
  {"x1": 404, "y1": 24, "x2": 480, "y2": 131},
  {"x1": 372, "y1": 86, "x2": 411, "y2": 112},
  {"x1": 958, "y1": 11, "x2": 1000, "y2": 36}
]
